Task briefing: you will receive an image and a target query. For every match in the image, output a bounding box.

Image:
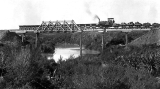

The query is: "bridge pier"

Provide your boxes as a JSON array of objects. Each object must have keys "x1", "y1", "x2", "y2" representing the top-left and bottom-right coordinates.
[
  {"x1": 125, "y1": 32, "x2": 128, "y2": 48},
  {"x1": 35, "y1": 32, "x2": 39, "y2": 48},
  {"x1": 101, "y1": 28, "x2": 106, "y2": 54},
  {"x1": 80, "y1": 31, "x2": 83, "y2": 59},
  {"x1": 21, "y1": 33, "x2": 26, "y2": 43}
]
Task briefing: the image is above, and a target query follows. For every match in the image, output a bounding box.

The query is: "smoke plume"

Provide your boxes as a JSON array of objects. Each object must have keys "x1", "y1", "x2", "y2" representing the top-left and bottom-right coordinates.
[
  {"x1": 84, "y1": 2, "x2": 92, "y2": 16},
  {"x1": 94, "y1": 15, "x2": 100, "y2": 22},
  {"x1": 84, "y1": 1, "x2": 101, "y2": 23}
]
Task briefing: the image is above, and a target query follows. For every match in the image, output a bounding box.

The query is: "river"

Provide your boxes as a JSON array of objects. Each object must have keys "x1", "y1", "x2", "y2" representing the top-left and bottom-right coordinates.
[{"x1": 44, "y1": 44, "x2": 100, "y2": 62}]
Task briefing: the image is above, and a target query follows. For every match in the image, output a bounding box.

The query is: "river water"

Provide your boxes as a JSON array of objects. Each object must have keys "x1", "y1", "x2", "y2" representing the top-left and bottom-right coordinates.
[{"x1": 45, "y1": 44, "x2": 100, "y2": 62}]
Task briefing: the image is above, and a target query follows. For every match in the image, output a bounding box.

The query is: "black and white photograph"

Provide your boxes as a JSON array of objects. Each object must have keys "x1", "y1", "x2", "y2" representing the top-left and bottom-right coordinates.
[{"x1": 0, "y1": 0, "x2": 160, "y2": 89}]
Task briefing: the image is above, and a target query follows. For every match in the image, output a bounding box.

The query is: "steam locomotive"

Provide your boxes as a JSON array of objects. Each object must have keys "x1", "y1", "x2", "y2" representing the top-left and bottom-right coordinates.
[{"x1": 98, "y1": 18, "x2": 115, "y2": 28}]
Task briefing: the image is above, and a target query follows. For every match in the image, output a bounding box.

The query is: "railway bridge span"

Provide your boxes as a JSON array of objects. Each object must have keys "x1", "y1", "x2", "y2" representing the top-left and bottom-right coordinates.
[{"x1": 8, "y1": 20, "x2": 152, "y2": 58}]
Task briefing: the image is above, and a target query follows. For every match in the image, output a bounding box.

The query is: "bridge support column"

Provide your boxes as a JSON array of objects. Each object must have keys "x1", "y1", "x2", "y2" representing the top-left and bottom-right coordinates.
[
  {"x1": 125, "y1": 32, "x2": 128, "y2": 48},
  {"x1": 80, "y1": 31, "x2": 83, "y2": 59},
  {"x1": 101, "y1": 28, "x2": 106, "y2": 54},
  {"x1": 22, "y1": 33, "x2": 26, "y2": 43},
  {"x1": 35, "y1": 32, "x2": 39, "y2": 48}
]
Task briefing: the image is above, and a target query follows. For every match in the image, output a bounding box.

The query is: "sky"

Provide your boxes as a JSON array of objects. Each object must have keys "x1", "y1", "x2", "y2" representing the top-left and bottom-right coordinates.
[{"x1": 0, "y1": 0, "x2": 160, "y2": 29}]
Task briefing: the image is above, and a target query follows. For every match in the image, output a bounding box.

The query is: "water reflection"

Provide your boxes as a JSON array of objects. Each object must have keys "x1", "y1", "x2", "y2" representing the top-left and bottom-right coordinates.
[{"x1": 47, "y1": 45, "x2": 99, "y2": 62}]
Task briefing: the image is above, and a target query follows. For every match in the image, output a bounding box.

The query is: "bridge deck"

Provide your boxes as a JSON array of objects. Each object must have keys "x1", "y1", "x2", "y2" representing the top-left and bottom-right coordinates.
[
  {"x1": 7, "y1": 20, "x2": 155, "y2": 33},
  {"x1": 9, "y1": 28, "x2": 151, "y2": 34}
]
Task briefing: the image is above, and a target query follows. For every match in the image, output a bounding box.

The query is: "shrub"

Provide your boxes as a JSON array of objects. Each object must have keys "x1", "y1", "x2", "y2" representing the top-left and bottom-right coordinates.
[{"x1": 0, "y1": 44, "x2": 58, "y2": 89}]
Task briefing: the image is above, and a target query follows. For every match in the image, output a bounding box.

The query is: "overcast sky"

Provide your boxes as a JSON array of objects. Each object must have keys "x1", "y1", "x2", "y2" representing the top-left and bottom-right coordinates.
[{"x1": 0, "y1": 0, "x2": 160, "y2": 29}]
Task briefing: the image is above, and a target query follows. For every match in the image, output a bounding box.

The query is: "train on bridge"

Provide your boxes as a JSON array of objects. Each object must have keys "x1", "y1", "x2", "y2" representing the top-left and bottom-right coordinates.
[
  {"x1": 19, "y1": 18, "x2": 160, "y2": 31},
  {"x1": 12, "y1": 18, "x2": 160, "y2": 52}
]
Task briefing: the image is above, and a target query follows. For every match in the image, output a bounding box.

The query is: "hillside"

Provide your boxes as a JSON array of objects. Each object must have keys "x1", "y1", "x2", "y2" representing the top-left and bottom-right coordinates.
[
  {"x1": 129, "y1": 28, "x2": 160, "y2": 46},
  {"x1": 0, "y1": 30, "x2": 22, "y2": 47}
]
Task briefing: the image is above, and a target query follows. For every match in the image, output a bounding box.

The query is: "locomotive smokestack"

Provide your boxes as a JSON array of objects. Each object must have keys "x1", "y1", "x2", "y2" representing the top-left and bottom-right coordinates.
[{"x1": 94, "y1": 15, "x2": 100, "y2": 22}]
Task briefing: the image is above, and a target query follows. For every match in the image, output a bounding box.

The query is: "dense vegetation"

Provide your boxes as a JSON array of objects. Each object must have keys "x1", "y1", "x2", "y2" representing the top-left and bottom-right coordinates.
[{"x1": 1, "y1": 31, "x2": 160, "y2": 89}]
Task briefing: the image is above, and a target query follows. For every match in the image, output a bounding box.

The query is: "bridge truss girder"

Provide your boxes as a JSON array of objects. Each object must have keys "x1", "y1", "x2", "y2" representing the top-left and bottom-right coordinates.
[{"x1": 37, "y1": 20, "x2": 82, "y2": 33}]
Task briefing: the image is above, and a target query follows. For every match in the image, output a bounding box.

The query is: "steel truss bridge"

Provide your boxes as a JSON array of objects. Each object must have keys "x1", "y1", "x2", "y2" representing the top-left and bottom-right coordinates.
[
  {"x1": 17, "y1": 20, "x2": 151, "y2": 33},
  {"x1": 9, "y1": 20, "x2": 152, "y2": 58}
]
